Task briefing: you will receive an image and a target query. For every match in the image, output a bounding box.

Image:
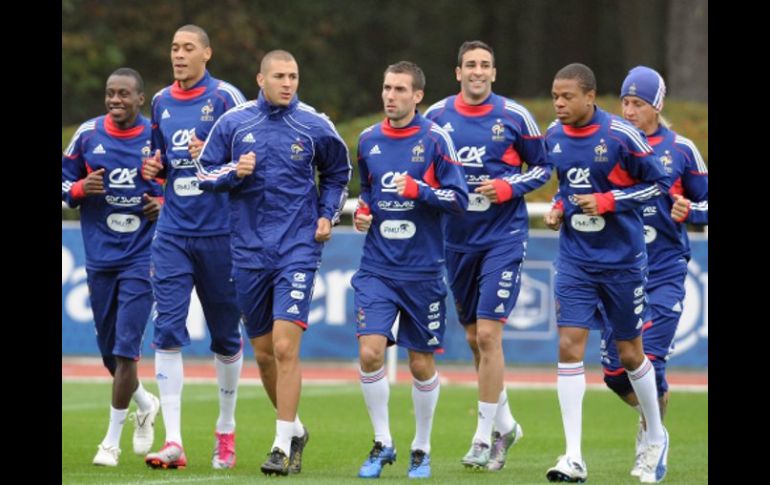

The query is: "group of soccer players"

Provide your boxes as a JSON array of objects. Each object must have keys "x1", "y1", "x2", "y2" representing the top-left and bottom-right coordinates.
[{"x1": 62, "y1": 24, "x2": 706, "y2": 483}]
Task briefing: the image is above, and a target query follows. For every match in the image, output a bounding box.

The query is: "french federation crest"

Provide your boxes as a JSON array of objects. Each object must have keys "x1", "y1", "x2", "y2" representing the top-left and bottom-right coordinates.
[
  {"x1": 594, "y1": 139, "x2": 608, "y2": 162},
  {"x1": 491, "y1": 119, "x2": 505, "y2": 141},
  {"x1": 411, "y1": 141, "x2": 425, "y2": 162},
  {"x1": 200, "y1": 100, "x2": 214, "y2": 121},
  {"x1": 141, "y1": 140, "x2": 151, "y2": 157},
  {"x1": 659, "y1": 150, "x2": 673, "y2": 173},
  {"x1": 291, "y1": 139, "x2": 305, "y2": 160}
]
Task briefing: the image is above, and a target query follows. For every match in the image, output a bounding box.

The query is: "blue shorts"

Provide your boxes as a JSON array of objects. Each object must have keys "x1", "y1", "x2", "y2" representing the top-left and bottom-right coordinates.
[
  {"x1": 446, "y1": 240, "x2": 525, "y2": 325},
  {"x1": 234, "y1": 266, "x2": 317, "y2": 338},
  {"x1": 87, "y1": 262, "x2": 153, "y2": 370},
  {"x1": 352, "y1": 269, "x2": 447, "y2": 353},
  {"x1": 554, "y1": 259, "x2": 647, "y2": 341},
  {"x1": 600, "y1": 267, "x2": 686, "y2": 374},
  {"x1": 150, "y1": 231, "x2": 242, "y2": 355}
]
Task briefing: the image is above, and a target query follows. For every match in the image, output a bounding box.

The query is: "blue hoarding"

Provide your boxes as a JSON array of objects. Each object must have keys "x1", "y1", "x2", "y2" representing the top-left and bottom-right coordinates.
[{"x1": 62, "y1": 224, "x2": 708, "y2": 367}]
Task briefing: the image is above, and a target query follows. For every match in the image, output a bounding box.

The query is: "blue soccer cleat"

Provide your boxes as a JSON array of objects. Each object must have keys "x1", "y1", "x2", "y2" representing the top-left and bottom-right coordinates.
[
  {"x1": 358, "y1": 440, "x2": 397, "y2": 478},
  {"x1": 407, "y1": 449, "x2": 431, "y2": 479}
]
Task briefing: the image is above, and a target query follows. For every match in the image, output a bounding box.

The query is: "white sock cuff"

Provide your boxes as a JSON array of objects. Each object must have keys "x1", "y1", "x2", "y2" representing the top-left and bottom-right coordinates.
[
  {"x1": 215, "y1": 348, "x2": 243, "y2": 364},
  {"x1": 557, "y1": 361, "x2": 585, "y2": 376},
  {"x1": 628, "y1": 357, "x2": 653, "y2": 380},
  {"x1": 413, "y1": 372, "x2": 439, "y2": 392},
  {"x1": 360, "y1": 366, "x2": 386, "y2": 383}
]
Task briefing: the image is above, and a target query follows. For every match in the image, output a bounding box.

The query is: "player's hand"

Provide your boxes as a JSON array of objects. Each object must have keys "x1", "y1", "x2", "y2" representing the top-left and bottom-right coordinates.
[
  {"x1": 188, "y1": 133, "x2": 204, "y2": 159},
  {"x1": 315, "y1": 217, "x2": 332, "y2": 242},
  {"x1": 475, "y1": 179, "x2": 514, "y2": 203},
  {"x1": 236, "y1": 151, "x2": 256, "y2": 179},
  {"x1": 142, "y1": 193, "x2": 163, "y2": 221},
  {"x1": 142, "y1": 149, "x2": 163, "y2": 180},
  {"x1": 671, "y1": 194, "x2": 691, "y2": 222},
  {"x1": 574, "y1": 194, "x2": 599, "y2": 216},
  {"x1": 354, "y1": 199, "x2": 373, "y2": 232},
  {"x1": 544, "y1": 208, "x2": 564, "y2": 230},
  {"x1": 83, "y1": 168, "x2": 106, "y2": 195}
]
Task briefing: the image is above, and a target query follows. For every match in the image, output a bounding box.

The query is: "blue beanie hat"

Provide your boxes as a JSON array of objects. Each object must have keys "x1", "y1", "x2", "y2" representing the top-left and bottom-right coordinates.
[{"x1": 620, "y1": 66, "x2": 666, "y2": 111}]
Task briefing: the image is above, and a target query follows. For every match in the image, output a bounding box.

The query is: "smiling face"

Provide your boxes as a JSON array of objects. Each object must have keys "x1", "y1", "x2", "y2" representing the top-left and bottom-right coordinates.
[
  {"x1": 382, "y1": 72, "x2": 423, "y2": 128},
  {"x1": 551, "y1": 78, "x2": 595, "y2": 127},
  {"x1": 257, "y1": 58, "x2": 299, "y2": 107},
  {"x1": 104, "y1": 75, "x2": 144, "y2": 129},
  {"x1": 170, "y1": 30, "x2": 211, "y2": 89},
  {"x1": 456, "y1": 48, "x2": 496, "y2": 104}
]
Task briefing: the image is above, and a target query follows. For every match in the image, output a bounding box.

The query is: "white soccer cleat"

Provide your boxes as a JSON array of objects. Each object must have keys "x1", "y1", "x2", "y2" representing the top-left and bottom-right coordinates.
[
  {"x1": 131, "y1": 392, "x2": 160, "y2": 455},
  {"x1": 92, "y1": 443, "x2": 121, "y2": 467},
  {"x1": 546, "y1": 455, "x2": 588, "y2": 483},
  {"x1": 639, "y1": 427, "x2": 669, "y2": 483}
]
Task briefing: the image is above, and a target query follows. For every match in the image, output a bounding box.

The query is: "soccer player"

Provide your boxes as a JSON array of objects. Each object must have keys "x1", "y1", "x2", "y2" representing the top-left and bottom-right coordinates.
[
  {"x1": 62, "y1": 68, "x2": 163, "y2": 467},
  {"x1": 599, "y1": 65, "x2": 708, "y2": 478},
  {"x1": 424, "y1": 40, "x2": 551, "y2": 471},
  {"x1": 543, "y1": 63, "x2": 670, "y2": 484},
  {"x1": 141, "y1": 25, "x2": 247, "y2": 470},
  {"x1": 352, "y1": 61, "x2": 468, "y2": 479},
  {"x1": 194, "y1": 50, "x2": 351, "y2": 476}
]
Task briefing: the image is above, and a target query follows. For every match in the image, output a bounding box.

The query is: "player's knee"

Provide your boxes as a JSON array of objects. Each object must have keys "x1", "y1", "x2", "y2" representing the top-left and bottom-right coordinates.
[
  {"x1": 254, "y1": 348, "x2": 275, "y2": 369},
  {"x1": 359, "y1": 344, "x2": 385, "y2": 370},
  {"x1": 604, "y1": 371, "x2": 633, "y2": 397},
  {"x1": 272, "y1": 338, "x2": 298, "y2": 363},
  {"x1": 475, "y1": 326, "x2": 501, "y2": 353}
]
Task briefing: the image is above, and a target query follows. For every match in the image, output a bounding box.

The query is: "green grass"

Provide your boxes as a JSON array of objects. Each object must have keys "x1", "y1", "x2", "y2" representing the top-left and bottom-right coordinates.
[{"x1": 63, "y1": 382, "x2": 707, "y2": 484}]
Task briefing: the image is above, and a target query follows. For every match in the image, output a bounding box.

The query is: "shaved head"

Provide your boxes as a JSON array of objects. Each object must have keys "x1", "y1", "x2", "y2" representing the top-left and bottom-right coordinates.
[
  {"x1": 260, "y1": 50, "x2": 296, "y2": 74},
  {"x1": 175, "y1": 24, "x2": 210, "y2": 48}
]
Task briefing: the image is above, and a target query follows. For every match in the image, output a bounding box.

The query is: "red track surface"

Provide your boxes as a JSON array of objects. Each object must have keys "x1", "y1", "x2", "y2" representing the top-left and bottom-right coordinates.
[{"x1": 62, "y1": 357, "x2": 707, "y2": 388}]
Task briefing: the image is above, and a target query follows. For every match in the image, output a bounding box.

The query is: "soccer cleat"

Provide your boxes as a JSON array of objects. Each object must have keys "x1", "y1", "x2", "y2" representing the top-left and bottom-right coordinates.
[
  {"x1": 407, "y1": 449, "x2": 431, "y2": 479},
  {"x1": 546, "y1": 455, "x2": 588, "y2": 483},
  {"x1": 92, "y1": 444, "x2": 121, "y2": 467},
  {"x1": 358, "y1": 440, "x2": 397, "y2": 478},
  {"x1": 639, "y1": 427, "x2": 669, "y2": 483},
  {"x1": 211, "y1": 432, "x2": 236, "y2": 469},
  {"x1": 289, "y1": 426, "x2": 309, "y2": 474},
  {"x1": 487, "y1": 422, "x2": 524, "y2": 471},
  {"x1": 261, "y1": 447, "x2": 290, "y2": 476},
  {"x1": 145, "y1": 441, "x2": 187, "y2": 469},
  {"x1": 130, "y1": 392, "x2": 160, "y2": 455},
  {"x1": 461, "y1": 440, "x2": 491, "y2": 469},
  {"x1": 630, "y1": 420, "x2": 645, "y2": 477}
]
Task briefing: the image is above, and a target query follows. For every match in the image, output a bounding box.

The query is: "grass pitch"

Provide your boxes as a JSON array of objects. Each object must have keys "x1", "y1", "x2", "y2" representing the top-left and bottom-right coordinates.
[{"x1": 63, "y1": 381, "x2": 707, "y2": 484}]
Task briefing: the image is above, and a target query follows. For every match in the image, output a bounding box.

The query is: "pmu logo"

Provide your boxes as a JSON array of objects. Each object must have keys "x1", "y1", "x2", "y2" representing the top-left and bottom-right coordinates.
[
  {"x1": 566, "y1": 167, "x2": 591, "y2": 188},
  {"x1": 456, "y1": 146, "x2": 486, "y2": 167},
  {"x1": 108, "y1": 167, "x2": 138, "y2": 189},
  {"x1": 381, "y1": 171, "x2": 407, "y2": 193},
  {"x1": 171, "y1": 128, "x2": 195, "y2": 152}
]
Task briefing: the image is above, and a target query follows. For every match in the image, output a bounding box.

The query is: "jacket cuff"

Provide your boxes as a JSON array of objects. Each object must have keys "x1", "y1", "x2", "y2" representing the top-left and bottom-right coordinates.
[
  {"x1": 491, "y1": 179, "x2": 514, "y2": 203},
  {"x1": 594, "y1": 192, "x2": 616, "y2": 214},
  {"x1": 402, "y1": 174, "x2": 420, "y2": 199},
  {"x1": 70, "y1": 179, "x2": 86, "y2": 200}
]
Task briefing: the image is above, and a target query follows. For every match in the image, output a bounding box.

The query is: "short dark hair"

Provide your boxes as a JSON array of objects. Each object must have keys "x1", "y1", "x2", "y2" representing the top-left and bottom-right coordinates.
[
  {"x1": 260, "y1": 50, "x2": 297, "y2": 74},
  {"x1": 554, "y1": 63, "x2": 596, "y2": 93},
  {"x1": 384, "y1": 61, "x2": 425, "y2": 91},
  {"x1": 109, "y1": 67, "x2": 144, "y2": 93},
  {"x1": 175, "y1": 24, "x2": 210, "y2": 48},
  {"x1": 457, "y1": 40, "x2": 494, "y2": 67}
]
